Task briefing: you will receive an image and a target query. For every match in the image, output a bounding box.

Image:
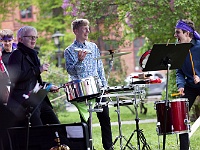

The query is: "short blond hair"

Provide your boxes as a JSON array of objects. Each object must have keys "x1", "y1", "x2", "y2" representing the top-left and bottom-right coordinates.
[{"x1": 71, "y1": 19, "x2": 90, "y2": 31}]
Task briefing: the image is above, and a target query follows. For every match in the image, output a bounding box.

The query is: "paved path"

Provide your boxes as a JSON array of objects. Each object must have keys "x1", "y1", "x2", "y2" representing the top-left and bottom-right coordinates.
[{"x1": 93, "y1": 119, "x2": 157, "y2": 127}]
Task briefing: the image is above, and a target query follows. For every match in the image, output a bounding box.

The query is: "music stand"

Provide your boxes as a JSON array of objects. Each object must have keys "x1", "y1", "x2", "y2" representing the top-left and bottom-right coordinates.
[
  {"x1": 25, "y1": 89, "x2": 48, "y2": 150},
  {"x1": 142, "y1": 43, "x2": 192, "y2": 150}
]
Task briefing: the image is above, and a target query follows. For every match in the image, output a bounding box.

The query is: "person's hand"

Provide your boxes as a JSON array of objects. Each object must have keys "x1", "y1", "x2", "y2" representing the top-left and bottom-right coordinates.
[
  {"x1": 40, "y1": 63, "x2": 50, "y2": 73},
  {"x1": 50, "y1": 85, "x2": 59, "y2": 93},
  {"x1": 193, "y1": 75, "x2": 200, "y2": 84},
  {"x1": 78, "y1": 50, "x2": 87, "y2": 61},
  {"x1": 178, "y1": 87, "x2": 185, "y2": 96}
]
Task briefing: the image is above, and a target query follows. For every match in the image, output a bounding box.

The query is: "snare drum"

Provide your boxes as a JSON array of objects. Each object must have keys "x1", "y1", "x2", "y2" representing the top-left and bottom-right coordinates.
[
  {"x1": 155, "y1": 98, "x2": 190, "y2": 135},
  {"x1": 64, "y1": 76, "x2": 101, "y2": 101}
]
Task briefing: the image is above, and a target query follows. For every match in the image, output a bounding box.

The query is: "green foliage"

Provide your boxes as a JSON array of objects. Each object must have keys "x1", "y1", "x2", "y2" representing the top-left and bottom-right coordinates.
[
  {"x1": 40, "y1": 54, "x2": 69, "y2": 113},
  {"x1": 117, "y1": 0, "x2": 200, "y2": 44},
  {"x1": 3, "y1": 0, "x2": 200, "y2": 113},
  {"x1": 104, "y1": 58, "x2": 127, "y2": 86},
  {"x1": 0, "y1": 0, "x2": 23, "y2": 23},
  {"x1": 137, "y1": 38, "x2": 152, "y2": 56},
  {"x1": 161, "y1": 70, "x2": 178, "y2": 100}
]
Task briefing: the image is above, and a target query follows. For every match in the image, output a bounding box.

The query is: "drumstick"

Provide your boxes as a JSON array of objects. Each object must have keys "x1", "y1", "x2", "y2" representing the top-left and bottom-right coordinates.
[
  {"x1": 166, "y1": 39, "x2": 170, "y2": 46},
  {"x1": 171, "y1": 92, "x2": 181, "y2": 97},
  {"x1": 189, "y1": 49, "x2": 196, "y2": 76}
]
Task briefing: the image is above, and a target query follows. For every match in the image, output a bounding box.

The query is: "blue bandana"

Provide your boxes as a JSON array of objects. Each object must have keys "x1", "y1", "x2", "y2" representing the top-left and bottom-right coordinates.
[
  {"x1": 1, "y1": 36, "x2": 13, "y2": 41},
  {"x1": 176, "y1": 20, "x2": 200, "y2": 40}
]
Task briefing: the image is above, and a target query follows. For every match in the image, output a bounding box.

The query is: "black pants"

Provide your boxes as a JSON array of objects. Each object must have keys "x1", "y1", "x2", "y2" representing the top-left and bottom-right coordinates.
[
  {"x1": 29, "y1": 100, "x2": 60, "y2": 126},
  {"x1": 179, "y1": 85, "x2": 200, "y2": 150},
  {"x1": 80, "y1": 97, "x2": 112, "y2": 150},
  {"x1": 40, "y1": 100, "x2": 60, "y2": 125},
  {"x1": 0, "y1": 103, "x2": 16, "y2": 150}
]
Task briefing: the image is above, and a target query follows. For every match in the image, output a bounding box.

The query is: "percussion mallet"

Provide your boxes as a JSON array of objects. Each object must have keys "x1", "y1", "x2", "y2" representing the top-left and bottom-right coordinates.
[{"x1": 189, "y1": 49, "x2": 195, "y2": 76}]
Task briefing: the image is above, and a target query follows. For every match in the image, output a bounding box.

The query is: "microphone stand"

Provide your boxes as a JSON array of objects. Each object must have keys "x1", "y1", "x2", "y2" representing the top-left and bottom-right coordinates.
[{"x1": 106, "y1": 55, "x2": 114, "y2": 83}]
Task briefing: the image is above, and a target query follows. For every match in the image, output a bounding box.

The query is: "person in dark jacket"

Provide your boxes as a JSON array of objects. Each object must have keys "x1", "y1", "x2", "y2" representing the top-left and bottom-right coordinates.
[
  {"x1": 0, "y1": 29, "x2": 13, "y2": 105},
  {"x1": 0, "y1": 48, "x2": 9, "y2": 105},
  {"x1": 7, "y1": 26, "x2": 60, "y2": 127},
  {"x1": 0, "y1": 29, "x2": 16, "y2": 68},
  {"x1": 175, "y1": 19, "x2": 200, "y2": 150}
]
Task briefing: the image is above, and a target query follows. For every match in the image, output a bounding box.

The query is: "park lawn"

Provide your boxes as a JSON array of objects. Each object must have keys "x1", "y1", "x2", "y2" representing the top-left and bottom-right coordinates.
[
  {"x1": 92, "y1": 123, "x2": 200, "y2": 150},
  {"x1": 57, "y1": 102, "x2": 200, "y2": 150}
]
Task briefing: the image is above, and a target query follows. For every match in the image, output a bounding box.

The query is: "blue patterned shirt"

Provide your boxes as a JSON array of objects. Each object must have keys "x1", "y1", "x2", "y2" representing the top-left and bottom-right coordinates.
[{"x1": 64, "y1": 40, "x2": 107, "y2": 87}]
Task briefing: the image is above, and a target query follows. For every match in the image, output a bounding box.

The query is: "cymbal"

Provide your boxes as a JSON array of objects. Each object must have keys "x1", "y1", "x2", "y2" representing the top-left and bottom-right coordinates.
[
  {"x1": 95, "y1": 52, "x2": 131, "y2": 60},
  {"x1": 101, "y1": 49, "x2": 118, "y2": 53}
]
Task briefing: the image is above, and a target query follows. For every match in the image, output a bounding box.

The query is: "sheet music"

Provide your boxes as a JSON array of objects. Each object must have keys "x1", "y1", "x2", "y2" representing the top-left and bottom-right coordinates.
[{"x1": 66, "y1": 126, "x2": 84, "y2": 138}]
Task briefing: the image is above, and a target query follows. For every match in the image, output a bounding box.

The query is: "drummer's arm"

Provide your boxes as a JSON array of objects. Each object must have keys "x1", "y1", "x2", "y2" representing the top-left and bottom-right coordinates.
[
  {"x1": 176, "y1": 69, "x2": 185, "y2": 96},
  {"x1": 98, "y1": 67, "x2": 107, "y2": 87},
  {"x1": 64, "y1": 48, "x2": 85, "y2": 75}
]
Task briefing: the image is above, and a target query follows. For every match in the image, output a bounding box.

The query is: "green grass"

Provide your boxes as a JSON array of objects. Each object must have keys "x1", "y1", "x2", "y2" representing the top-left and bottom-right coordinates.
[
  {"x1": 58, "y1": 102, "x2": 157, "y2": 124},
  {"x1": 92, "y1": 123, "x2": 200, "y2": 150},
  {"x1": 57, "y1": 102, "x2": 200, "y2": 150}
]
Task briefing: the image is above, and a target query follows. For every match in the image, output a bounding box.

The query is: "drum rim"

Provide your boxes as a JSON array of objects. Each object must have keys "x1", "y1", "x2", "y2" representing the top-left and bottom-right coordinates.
[
  {"x1": 171, "y1": 98, "x2": 188, "y2": 102},
  {"x1": 155, "y1": 98, "x2": 188, "y2": 103}
]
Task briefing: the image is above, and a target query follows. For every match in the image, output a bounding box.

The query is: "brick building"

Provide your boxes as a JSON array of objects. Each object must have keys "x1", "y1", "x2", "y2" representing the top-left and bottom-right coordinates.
[{"x1": 1, "y1": 6, "x2": 145, "y2": 77}]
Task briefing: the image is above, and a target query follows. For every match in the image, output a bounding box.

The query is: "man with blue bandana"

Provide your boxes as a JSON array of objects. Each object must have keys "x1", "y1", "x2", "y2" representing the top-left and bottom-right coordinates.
[
  {"x1": 0, "y1": 29, "x2": 16, "y2": 68},
  {"x1": 175, "y1": 19, "x2": 200, "y2": 150}
]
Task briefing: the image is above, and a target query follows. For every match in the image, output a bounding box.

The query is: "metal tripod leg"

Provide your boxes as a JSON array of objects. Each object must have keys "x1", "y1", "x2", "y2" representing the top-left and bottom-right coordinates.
[
  {"x1": 88, "y1": 101, "x2": 93, "y2": 150},
  {"x1": 123, "y1": 119, "x2": 150, "y2": 150},
  {"x1": 112, "y1": 96, "x2": 136, "y2": 150},
  {"x1": 123, "y1": 94, "x2": 150, "y2": 150}
]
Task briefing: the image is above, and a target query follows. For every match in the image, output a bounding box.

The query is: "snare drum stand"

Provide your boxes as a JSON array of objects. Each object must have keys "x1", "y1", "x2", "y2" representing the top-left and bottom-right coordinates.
[
  {"x1": 112, "y1": 96, "x2": 136, "y2": 150},
  {"x1": 123, "y1": 92, "x2": 150, "y2": 150},
  {"x1": 87, "y1": 99, "x2": 103, "y2": 150}
]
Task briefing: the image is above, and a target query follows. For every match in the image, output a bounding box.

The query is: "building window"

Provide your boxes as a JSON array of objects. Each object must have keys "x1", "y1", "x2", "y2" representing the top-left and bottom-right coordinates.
[
  {"x1": 134, "y1": 38, "x2": 145, "y2": 71},
  {"x1": 20, "y1": 6, "x2": 32, "y2": 19}
]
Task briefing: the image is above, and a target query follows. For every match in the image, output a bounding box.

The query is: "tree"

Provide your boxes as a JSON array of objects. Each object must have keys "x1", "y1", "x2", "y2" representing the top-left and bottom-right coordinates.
[
  {"x1": 0, "y1": 0, "x2": 74, "y2": 112},
  {"x1": 61, "y1": 0, "x2": 200, "y2": 117},
  {"x1": 62, "y1": 0, "x2": 200, "y2": 50},
  {"x1": 0, "y1": 0, "x2": 23, "y2": 22},
  {"x1": 2, "y1": 0, "x2": 200, "y2": 113}
]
